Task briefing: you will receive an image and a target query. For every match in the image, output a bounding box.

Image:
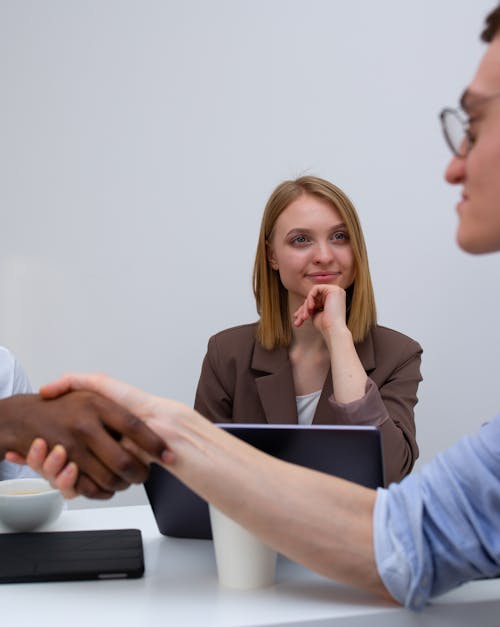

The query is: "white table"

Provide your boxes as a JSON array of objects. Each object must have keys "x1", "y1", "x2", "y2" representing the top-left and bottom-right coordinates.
[{"x1": 1, "y1": 505, "x2": 499, "y2": 626}]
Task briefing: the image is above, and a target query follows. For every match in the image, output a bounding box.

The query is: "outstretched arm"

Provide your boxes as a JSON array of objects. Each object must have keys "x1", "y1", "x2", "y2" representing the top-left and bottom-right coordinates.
[{"x1": 40, "y1": 373, "x2": 392, "y2": 601}]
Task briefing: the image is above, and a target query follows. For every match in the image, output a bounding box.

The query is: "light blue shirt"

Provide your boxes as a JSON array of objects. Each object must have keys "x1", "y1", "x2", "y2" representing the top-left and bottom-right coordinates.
[
  {"x1": 374, "y1": 413, "x2": 500, "y2": 610},
  {"x1": 0, "y1": 346, "x2": 38, "y2": 480}
]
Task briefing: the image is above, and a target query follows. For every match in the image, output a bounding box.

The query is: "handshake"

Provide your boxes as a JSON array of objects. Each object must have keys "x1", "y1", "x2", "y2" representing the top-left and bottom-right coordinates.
[{"x1": 0, "y1": 374, "x2": 171, "y2": 499}]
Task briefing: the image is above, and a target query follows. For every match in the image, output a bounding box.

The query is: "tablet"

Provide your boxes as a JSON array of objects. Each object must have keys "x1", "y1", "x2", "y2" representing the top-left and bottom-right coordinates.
[
  {"x1": 144, "y1": 424, "x2": 384, "y2": 539},
  {"x1": 0, "y1": 528, "x2": 144, "y2": 583}
]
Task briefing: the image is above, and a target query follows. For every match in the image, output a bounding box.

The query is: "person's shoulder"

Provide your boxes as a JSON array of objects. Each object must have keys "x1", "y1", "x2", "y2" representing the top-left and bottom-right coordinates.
[
  {"x1": 0, "y1": 346, "x2": 33, "y2": 397},
  {"x1": 0, "y1": 345, "x2": 15, "y2": 360},
  {"x1": 0, "y1": 345, "x2": 17, "y2": 379},
  {"x1": 204, "y1": 323, "x2": 258, "y2": 369},
  {"x1": 370, "y1": 325, "x2": 422, "y2": 354},
  {"x1": 209, "y1": 322, "x2": 258, "y2": 345}
]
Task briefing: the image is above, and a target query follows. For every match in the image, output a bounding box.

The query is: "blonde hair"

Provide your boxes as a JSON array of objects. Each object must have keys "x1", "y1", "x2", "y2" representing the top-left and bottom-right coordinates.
[{"x1": 252, "y1": 176, "x2": 377, "y2": 349}]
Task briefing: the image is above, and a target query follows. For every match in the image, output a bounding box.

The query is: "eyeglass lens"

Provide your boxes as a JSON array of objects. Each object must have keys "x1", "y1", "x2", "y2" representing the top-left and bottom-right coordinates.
[{"x1": 441, "y1": 109, "x2": 467, "y2": 157}]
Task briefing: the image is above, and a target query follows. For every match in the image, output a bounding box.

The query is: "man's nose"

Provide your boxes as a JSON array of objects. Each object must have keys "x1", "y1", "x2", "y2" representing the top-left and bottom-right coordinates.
[{"x1": 445, "y1": 154, "x2": 466, "y2": 184}]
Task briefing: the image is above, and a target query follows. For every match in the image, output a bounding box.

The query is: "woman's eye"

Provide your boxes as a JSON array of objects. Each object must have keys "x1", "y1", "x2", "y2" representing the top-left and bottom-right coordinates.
[
  {"x1": 291, "y1": 234, "x2": 310, "y2": 245},
  {"x1": 332, "y1": 231, "x2": 349, "y2": 242}
]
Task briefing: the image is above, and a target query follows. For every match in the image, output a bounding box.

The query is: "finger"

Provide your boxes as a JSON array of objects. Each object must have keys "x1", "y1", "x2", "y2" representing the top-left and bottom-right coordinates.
[
  {"x1": 292, "y1": 304, "x2": 302, "y2": 320},
  {"x1": 66, "y1": 442, "x2": 131, "y2": 492},
  {"x1": 43, "y1": 394, "x2": 165, "y2": 488},
  {"x1": 296, "y1": 311, "x2": 309, "y2": 327},
  {"x1": 78, "y1": 394, "x2": 165, "y2": 478},
  {"x1": 51, "y1": 462, "x2": 79, "y2": 498},
  {"x1": 307, "y1": 290, "x2": 320, "y2": 312},
  {"x1": 40, "y1": 445, "x2": 69, "y2": 480},
  {"x1": 42, "y1": 373, "x2": 153, "y2": 418},
  {"x1": 50, "y1": 419, "x2": 132, "y2": 492},
  {"x1": 77, "y1": 427, "x2": 151, "y2": 486},
  {"x1": 120, "y1": 436, "x2": 152, "y2": 465},
  {"x1": 74, "y1": 473, "x2": 115, "y2": 500},
  {"x1": 78, "y1": 384, "x2": 168, "y2": 462},
  {"x1": 298, "y1": 299, "x2": 313, "y2": 319},
  {"x1": 25, "y1": 438, "x2": 50, "y2": 472},
  {"x1": 292, "y1": 304, "x2": 306, "y2": 326},
  {"x1": 59, "y1": 399, "x2": 152, "y2": 486},
  {"x1": 121, "y1": 436, "x2": 177, "y2": 468},
  {"x1": 42, "y1": 381, "x2": 168, "y2": 478},
  {"x1": 293, "y1": 316, "x2": 303, "y2": 328},
  {"x1": 309, "y1": 291, "x2": 329, "y2": 317},
  {"x1": 42, "y1": 375, "x2": 169, "y2": 469},
  {"x1": 311, "y1": 285, "x2": 326, "y2": 307},
  {"x1": 39, "y1": 376, "x2": 74, "y2": 399},
  {"x1": 4, "y1": 451, "x2": 27, "y2": 465}
]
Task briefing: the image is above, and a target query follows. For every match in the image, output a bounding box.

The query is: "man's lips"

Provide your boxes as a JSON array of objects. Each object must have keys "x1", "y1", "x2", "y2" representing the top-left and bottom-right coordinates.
[{"x1": 457, "y1": 192, "x2": 469, "y2": 214}]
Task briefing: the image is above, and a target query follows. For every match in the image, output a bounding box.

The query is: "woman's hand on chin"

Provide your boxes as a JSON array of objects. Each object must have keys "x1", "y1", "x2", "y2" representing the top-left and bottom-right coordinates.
[{"x1": 292, "y1": 284, "x2": 348, "y2": 337}]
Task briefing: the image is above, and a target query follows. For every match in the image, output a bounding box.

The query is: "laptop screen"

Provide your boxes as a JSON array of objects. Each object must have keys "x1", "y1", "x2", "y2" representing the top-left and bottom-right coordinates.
[{"x1": 144, "y1": 424, "x2": 384, "y2": 539}]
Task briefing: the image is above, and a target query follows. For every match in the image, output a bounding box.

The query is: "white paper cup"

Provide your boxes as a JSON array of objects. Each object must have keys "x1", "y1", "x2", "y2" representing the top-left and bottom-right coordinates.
[{"x1": 209, "y1": 504, "x2": 277, "y2": 590}]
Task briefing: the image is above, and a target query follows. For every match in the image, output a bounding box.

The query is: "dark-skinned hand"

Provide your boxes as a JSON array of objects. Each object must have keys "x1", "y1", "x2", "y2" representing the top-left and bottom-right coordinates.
[{"x1": 0, "y1": 391, "x2": 168, "y2": 499}]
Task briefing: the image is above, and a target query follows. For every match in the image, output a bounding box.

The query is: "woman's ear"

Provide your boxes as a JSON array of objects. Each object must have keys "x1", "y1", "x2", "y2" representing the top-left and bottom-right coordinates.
[{"x1": 266, "y1": 242, "x2": 278, "y2": 270}]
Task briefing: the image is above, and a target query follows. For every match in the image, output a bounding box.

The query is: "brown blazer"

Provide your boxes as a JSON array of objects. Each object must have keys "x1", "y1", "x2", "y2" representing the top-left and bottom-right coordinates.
[{"x1": 194, "y1": 322, "x2": 423, "y2": 485}]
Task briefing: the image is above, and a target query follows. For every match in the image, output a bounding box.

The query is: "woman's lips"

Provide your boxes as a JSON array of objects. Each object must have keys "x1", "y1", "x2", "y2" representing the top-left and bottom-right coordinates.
[{"x1": 306, "y1": 272, "x2": 340, "y2": 282}]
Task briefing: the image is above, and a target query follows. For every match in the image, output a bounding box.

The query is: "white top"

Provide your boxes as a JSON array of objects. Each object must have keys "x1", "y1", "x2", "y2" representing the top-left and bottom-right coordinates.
[
  {"x1": 0, "y1": 346, "x2": 38, "y2": 480},
  {"x1": 296, "y1": 390, "x2": 321, "y2": 425}
]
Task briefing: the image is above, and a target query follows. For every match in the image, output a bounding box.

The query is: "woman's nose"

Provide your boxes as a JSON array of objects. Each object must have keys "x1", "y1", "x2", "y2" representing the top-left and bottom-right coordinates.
[
  {"x1": 445, "y1": 154, "x2": 466, "y2": 185},
  {"x1": 313, "y1": 242, "x2": 334, "y2": 264}
]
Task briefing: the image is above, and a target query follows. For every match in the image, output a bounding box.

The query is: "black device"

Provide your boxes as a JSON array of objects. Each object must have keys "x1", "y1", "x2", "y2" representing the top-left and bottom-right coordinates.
[
  {"x1": 0, "y1": 528, "x2": 144, "y2": 583},
  {"x1": 145, "y1": 424, "x2": 384, "y2": 539}
]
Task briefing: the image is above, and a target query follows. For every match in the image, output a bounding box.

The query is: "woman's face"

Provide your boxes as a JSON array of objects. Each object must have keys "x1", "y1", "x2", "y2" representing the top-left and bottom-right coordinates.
[{"x1": 267, "y1": 193, "x2": 356, "y2": 310}]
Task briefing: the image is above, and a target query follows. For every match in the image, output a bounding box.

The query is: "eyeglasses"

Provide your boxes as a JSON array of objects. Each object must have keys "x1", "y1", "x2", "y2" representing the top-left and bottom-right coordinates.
[
  {"x1": 439, "y1": 90, "x2": 500, "y2": 158},
  {"x1": 439, "y1": 108, "x2": 472, "y2": 158}
]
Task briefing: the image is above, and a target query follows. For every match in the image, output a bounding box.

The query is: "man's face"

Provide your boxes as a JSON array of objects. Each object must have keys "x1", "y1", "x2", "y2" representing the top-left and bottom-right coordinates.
[{"x1": 445, "y1": 35, "x2": 500, "y2": 254}]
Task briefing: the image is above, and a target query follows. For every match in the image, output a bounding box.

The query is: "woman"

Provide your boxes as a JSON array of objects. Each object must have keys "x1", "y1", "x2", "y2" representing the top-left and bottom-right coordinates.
[{"x1": 195, "y1": 176, "x2": 422, "y2": 484}]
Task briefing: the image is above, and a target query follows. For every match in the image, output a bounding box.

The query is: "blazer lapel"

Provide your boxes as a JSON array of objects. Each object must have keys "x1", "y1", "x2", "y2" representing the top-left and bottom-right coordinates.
[
  {"x1": 312, "y1": 328, "x2": 376, "y2": 424},
  {"x1": 312, "y1": 371, "x2": 335, "y2": 425},
  {"x1": 252, "y1": 342, "x2": 298, "y2": 424}
]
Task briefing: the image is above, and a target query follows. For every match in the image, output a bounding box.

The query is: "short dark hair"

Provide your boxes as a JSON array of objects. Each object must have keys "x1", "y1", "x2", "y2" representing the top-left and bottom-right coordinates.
[{"x1": 481, "y1": 5, "x2": 500, "y2": 42}]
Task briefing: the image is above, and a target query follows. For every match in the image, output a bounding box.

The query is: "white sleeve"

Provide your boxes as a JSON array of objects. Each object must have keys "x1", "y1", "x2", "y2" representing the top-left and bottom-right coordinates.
[
  {"x1": 12, "y1": 353, "x2": 33, "y2": 394},
  {"x1": 0, "y1": 346, "x2": 33, "y2": 396},
  {"x1": 0, "y1": 347, "x2": 37, "y2": 480}
]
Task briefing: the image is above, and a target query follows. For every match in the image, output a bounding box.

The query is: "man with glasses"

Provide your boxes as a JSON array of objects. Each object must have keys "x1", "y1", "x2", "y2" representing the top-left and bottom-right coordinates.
[{"x1": 20, "y1": 3, "x2": 500, "y2": 612}]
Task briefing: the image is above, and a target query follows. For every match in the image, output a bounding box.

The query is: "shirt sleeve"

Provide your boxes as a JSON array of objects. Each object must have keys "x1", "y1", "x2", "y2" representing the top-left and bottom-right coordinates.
[
  {"x1": 328, "y1": 378, "x2": 389, "y2": 425},
  {"x1": 327, "y1": 334, "x2": 422, "y2": 484},
  {"x1": 12, "y1": 355, "x2": 33, "y2": 394},
  {"x1": 373, "y1": 414, "x2": 500, "y2": 610},
  {"x1": 0, "y1": 346, "x2": 33, "y2": 396},
  {"x1": 0, "y1": 347, "x2": 37, "y2": 480}
]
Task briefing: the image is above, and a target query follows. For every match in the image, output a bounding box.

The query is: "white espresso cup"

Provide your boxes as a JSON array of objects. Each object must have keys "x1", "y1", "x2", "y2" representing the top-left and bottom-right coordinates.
[
  {"x1": 209, "y1": 504, "x2": 277, "y2": 590},
  {"x1": 0, "y1": 478, "x2": 64, "y2": 531}
]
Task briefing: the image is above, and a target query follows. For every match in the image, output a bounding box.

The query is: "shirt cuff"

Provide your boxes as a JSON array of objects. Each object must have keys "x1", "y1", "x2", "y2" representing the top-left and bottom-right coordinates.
[
  {"x1": 327, "y1": 378, "x2": 389, "y2": 425},
  {"x1": 373, "y1": 488, "x2": 409, "y2": 606}
]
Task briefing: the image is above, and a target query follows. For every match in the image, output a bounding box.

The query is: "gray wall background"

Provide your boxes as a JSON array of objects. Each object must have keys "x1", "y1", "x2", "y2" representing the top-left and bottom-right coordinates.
[{"x1": 1, "y1": 0, "x2": 498, "y2": 507}]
